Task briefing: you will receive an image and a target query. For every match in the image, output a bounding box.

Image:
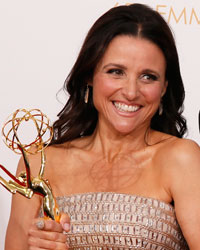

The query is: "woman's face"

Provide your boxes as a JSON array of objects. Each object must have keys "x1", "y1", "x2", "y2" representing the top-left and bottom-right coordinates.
[{"x1": 90, "y1": 35, "x2": 168, "y2": 135}]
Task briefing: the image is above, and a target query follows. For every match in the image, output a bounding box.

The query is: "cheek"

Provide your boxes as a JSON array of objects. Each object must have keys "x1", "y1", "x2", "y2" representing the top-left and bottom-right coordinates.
[
  {"x1": 141, "y1": 84, "x2": 163, "y2": 103},
  {"x1": 93, "y1": 75, "x2": 118, "y2": 98}
]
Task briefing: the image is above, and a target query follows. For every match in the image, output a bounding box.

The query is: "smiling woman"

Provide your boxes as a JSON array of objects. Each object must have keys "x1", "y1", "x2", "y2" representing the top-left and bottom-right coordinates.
[
  {"x1": 91, "y1": 36, "x2": 167, "y2": 135},
  {"x1": 50, "y1": 4, "x2": 187, "y2": 144},
  {"x1": 5, "y1": 3, "x2": 200, "y2": 250}
]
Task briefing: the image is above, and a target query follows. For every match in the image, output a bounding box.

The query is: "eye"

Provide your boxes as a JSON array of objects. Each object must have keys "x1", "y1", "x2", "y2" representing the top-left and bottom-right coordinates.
[
  {"x1": 140, "y1": 74, "x2": 158, "y2": 82},
  {"x1": 107, "y1": 68, "x2": 124, "y2": 76}
]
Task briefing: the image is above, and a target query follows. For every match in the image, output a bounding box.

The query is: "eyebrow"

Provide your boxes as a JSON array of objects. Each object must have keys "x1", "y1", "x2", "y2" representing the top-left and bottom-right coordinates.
[{"x1": 103, "y1": 63, "x2": 127, "y2": 70}]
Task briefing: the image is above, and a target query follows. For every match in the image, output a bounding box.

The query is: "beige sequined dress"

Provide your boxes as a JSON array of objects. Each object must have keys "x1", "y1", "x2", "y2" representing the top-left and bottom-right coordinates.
[{"x1": 56, "y1": 192, "x2": 188, "y2": 250}]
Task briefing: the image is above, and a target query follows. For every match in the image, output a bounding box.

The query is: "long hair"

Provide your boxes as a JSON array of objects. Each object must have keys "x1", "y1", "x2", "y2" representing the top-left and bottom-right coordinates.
[{"x1": 51, "y1": 3, "x2": 187, "y2": 145}]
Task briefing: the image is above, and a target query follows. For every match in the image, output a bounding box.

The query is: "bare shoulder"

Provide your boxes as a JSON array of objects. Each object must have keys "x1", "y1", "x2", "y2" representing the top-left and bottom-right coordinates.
[
  {"x1": 159, "y1": 138, "x2": 200, "y2": 247},
  {"x1": 167, "y1": 137, "x2": 200, "y2": 183},
  {"x1": 18, "y1": 137, "x2": 89, "y2": 177},
  {"x1": 152, "y1": 134, "x2": 200, "y2": 189},
  {"x1": 169, "y1": 137, "x2": 200, "y2": 154},
  {"x1": 44, "y1": 136, "x2": 91, "y2": 162},
  {"x1": 170, "y1": 138, "x2": 200, "y2": 167},
  {"x1": 15, "y1": 143, "x2": 67, "y2": 182},
  {"x1": 155, "y1": 135, "x2": 200, "y2": 167},
  {"x1": 39, "y1": 136, "x2": 92, "y2": 177}
]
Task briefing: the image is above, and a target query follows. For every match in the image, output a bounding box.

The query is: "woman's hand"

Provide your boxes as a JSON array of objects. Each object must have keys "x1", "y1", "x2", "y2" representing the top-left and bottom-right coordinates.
[{"x1": 28, "y1": 213, "x2": 70, "y2": 250}]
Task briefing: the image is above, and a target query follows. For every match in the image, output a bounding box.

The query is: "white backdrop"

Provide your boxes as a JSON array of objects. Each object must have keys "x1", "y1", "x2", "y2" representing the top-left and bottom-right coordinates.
[{"x1": 0, "y1": 0, "x2": 199, "y2": 248}]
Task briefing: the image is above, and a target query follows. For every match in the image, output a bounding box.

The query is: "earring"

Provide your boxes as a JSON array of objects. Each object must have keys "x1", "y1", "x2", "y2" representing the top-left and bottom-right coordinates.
[
  {"x1": 84, "y1": 85, "x2": 89, "y2": 104},
  {"x1": 159, "y1": 102, "x2": 163, "y2": 116}
]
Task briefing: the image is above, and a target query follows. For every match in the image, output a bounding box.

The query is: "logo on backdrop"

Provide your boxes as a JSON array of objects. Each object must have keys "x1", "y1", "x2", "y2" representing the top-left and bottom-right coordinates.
[{"x1": 114, "y1": 2, "x2": 200, "y2": 25}]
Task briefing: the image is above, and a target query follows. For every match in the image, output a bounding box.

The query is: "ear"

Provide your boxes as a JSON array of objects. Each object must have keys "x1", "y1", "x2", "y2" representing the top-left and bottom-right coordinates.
[
  {"x1": 87, "y1": 81, "x2": 93, "y2": 87},
  {"x1": 87, "y1": 76, "x2": 93, "y2": 87},
  {"x1": 161, "y1": 80, "x2": 168, "y2": 97}
]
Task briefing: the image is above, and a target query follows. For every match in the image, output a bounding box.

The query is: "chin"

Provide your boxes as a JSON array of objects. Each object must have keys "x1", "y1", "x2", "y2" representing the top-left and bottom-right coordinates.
[{"x1": 112, "y1": 124, "x2": 137, "y2": 135}]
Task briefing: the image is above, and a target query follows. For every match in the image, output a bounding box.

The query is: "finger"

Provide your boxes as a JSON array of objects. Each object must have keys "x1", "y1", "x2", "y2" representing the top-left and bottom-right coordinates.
[
  {"x1": 59, "y1": 213, "x2": 71, "y2": 232},
  {"x1": 29, "y1": 228, "x2": 67, "y2": 243},
  {"x1": 34, "y1": 219, "x2": 63, "y2": 233},
  {"x1": 28, "y1": 235, "x2": 68, "y2": 250},
  {"x1": 29, "y1": 247, "x2": 49, "y2": 250}
]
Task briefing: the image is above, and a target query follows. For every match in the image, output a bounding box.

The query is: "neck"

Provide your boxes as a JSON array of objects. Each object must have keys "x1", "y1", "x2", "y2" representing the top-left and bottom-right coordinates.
[{"x1": 89, "y1": 122, "x2": 151, "y2": 161}]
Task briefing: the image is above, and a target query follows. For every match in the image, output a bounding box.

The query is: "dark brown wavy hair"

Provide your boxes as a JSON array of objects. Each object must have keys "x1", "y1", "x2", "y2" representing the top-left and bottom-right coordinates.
[{"x1": 51, "y1": 3, "x2": 187, "y2": 145}]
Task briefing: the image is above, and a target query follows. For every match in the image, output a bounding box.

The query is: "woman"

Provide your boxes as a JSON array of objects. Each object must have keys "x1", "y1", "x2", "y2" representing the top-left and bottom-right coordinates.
[{"x1": 5, "y1": 3, "x2": 200, "y2": 250}]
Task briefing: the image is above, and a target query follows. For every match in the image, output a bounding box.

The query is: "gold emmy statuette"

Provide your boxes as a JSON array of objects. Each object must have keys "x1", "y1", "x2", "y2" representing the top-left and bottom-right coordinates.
[{"x1": 0, "y1": 109, "x2": 60, "y2": 222}]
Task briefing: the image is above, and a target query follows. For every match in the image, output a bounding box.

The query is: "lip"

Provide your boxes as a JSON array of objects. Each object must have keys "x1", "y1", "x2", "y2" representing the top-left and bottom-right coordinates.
[{"x1": 112, "y1": 101, "x2": 142, "y2": 117}]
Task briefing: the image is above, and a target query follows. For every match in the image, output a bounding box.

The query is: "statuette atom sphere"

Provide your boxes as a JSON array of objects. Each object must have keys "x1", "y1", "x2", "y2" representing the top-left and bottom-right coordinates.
[{"x1": 2, "y1": 109, "x2": 53, "y2": 154}]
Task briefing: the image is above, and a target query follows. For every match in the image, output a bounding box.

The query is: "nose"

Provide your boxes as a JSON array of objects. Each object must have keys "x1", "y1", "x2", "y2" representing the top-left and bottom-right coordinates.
[{"x1": 121, "y1": 77, "x2": 139, "y2": 100}]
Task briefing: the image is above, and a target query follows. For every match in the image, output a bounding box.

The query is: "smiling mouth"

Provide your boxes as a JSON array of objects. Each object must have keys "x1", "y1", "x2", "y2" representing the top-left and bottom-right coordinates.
[{"x1": 113, "y1": 101, "x2": 141, "y2": 113}]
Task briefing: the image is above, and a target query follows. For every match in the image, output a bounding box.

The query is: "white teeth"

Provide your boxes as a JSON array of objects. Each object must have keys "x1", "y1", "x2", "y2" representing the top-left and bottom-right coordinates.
[{"x1": 114, "y1": 102, "x2": 140, "y2": 112}]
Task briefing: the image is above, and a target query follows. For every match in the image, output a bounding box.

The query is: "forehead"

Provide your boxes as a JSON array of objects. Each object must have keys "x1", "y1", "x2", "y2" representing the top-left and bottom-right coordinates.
[{"x1": 97, "y1": 35, "x2": 166, "y2": 70}]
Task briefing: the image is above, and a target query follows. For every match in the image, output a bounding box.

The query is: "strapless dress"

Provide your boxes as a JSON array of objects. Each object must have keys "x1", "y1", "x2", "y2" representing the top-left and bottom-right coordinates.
[{"x1": 54, "y1": 192, "x2": 188, "y2": 249}]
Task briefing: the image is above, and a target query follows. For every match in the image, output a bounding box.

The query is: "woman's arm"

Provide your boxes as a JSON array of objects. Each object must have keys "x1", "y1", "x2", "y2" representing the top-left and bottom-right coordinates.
[
  {"x1": 5, "y1": 154, "x2": 70, "y2": 250},
  {"x1": 5, "y1": 191, "x2": 41, "y2": 249},
  {"x1": 5, "y1": 155, "x2": 41, "y2": 249},
  {"x1": 168, "y1": 139, "x2": 200, "y2": 249}
]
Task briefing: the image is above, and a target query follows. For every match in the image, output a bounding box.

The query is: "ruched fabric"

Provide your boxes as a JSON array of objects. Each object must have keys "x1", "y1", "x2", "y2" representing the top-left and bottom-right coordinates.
[{"x1": 54, "y1": 192, "x2": 188, "y2": 250}]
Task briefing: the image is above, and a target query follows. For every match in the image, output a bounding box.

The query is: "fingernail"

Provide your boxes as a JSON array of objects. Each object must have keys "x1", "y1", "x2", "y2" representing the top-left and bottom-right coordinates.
[{"x1": 63, "y1": 223, "x2": 70, "y2": 231}]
